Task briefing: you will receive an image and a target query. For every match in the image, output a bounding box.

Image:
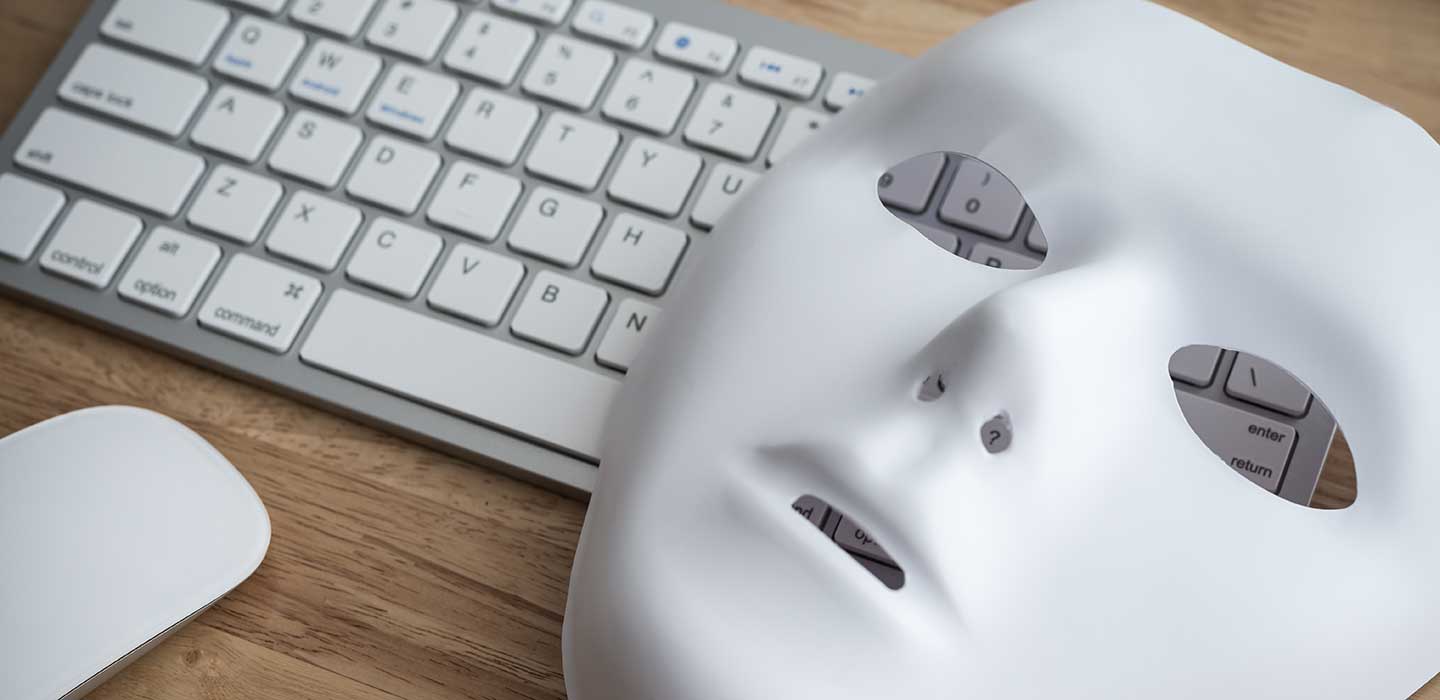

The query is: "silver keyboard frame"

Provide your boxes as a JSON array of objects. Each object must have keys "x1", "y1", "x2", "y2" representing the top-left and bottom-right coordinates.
[{"x1": 0, "y1": 0, "x2": 908, "y2": 498}]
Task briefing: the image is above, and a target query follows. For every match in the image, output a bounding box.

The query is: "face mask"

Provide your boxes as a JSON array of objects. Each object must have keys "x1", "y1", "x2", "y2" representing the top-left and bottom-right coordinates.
[{"x1": 563, "y1": 1, "x2": 1440, "y2": 698}]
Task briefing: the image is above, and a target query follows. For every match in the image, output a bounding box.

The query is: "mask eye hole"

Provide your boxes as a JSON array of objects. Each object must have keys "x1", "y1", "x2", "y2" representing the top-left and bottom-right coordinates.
[
  {"x1": 879, "y1": 152, "x2": 1045, "y2": 270},
  {"x1": 792, "y1": 496, "x2": 905, "y2": 590},
  {"x1": 1170, "y1": 345, "x2": 1355, "y2": 509}
]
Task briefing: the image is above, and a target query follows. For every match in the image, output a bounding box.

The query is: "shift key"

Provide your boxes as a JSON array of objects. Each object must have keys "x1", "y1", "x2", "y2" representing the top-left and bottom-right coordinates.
[
  {"x1": 1175, "y1": 392, "x2": 1295, "y2": 493},
  {"x1": 199, "y1": 254, "x2": 322, "y2": 353},
  {"x1": 16, "y1": 108, "x2": 205, "y2": 218}
]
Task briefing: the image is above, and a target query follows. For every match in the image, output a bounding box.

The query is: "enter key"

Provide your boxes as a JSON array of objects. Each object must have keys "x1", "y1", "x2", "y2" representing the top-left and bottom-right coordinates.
[{"x1": 1175, "y1": 392, "x2": 1296, "y2": 493}]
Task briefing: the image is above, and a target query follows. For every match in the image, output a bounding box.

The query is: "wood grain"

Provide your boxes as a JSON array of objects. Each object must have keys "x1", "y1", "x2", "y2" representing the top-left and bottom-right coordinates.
[{"x1": 0, "y1": 1, "x2": 1435, "y2": 698}]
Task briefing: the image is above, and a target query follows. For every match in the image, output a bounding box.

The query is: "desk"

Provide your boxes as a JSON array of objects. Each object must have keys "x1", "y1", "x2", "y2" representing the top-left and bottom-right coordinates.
[{"x1": 1, "y1": 1, "x2": 1438, "y2": 698}]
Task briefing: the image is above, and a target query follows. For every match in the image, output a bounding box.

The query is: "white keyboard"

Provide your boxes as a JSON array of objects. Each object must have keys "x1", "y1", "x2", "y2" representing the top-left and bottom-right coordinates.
[{"x1": 0, "y1": 0, "x2": 906, "y2": 494}]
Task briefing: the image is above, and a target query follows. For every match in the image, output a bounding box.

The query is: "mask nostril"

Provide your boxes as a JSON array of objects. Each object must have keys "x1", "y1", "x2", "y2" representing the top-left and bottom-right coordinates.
[
  {"x1": 792, "y1": 495, "x2": 905, "y2": 590},
  {"x1": 879, "y1": 152, "x2": 1045, "y2": 270},
  {"x1": 980, "y1": 413, "x2": 1013, "y2": 453},
  {"x1": 1169, "y1": 345, "x2": 1354, "y2": 509},
  {"x1": 917, "y1": 373, "x2": 947, "y2": 402}
]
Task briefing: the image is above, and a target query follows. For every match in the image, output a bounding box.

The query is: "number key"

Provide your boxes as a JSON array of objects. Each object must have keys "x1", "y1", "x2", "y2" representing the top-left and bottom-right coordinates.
[
  {"x1": 682, "y1": 83, "x2": 777, "y2": 161},
  {"x1": 938, "y1": 158, "x2": 1026, "y2": 240},
  {"x1": 601, "y1": 58, "x2": 695, "y2": 135},
  {"x1": 292, "y1": 0, "x2": 380, "y2": 39},
  {"x1": 442, "y1": 12, "x2": 536, "y2": 87},
  {"x1": 365, "y1": 0, "x2": 458, "y2": 62},
  {"x1": 520, "y1": 34, "x2": 615, "y2": 111}
]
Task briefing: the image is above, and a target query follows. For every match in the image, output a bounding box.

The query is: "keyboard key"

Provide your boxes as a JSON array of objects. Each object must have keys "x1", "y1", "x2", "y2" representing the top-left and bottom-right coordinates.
[
  {"x1": 443, "y1": 12, "x2": 536, "y2": 86},
  {"x1": 691, "y1": 163, "x2": 759, "y2": 230},
  {"x1": 939, "y1": 158, "x2": 1025, "y2": 239},
  {"x1": 301, "y1": 288, "x2": 619, "y2": 460},
  {"x1": 346, "y1": 135, "x2": 441, "y2": 214},
  {"x1": 101, "y1": 0, "x2": 230, "y2": 66},
  {"x1": 655, "y1": 22, "x2": 737, "y2": 75},
  {"x1": 213, "y1": 15, "x2": 307, "y2": 91},
  {"x1": 1225, "y1": 353, "x2": 1312, "y2": 417},
  {"x1": 1025, "y1": 220, "x2": 1048, "y2": 253},
  {"x1": 916, "y1": 224, "x2": 960, "y2": 254},
  {"x1": 1175, "y1": 391, "x2": 1295, "y2": 493},
  {"x1": 191, "y1": 86, "x2": 286, "y2": 163},
  {"x1": 573, "y1": 1, "x2": 655, "y2": 49},
  {"x1": 229, "y1": 0, "x2": 287, "y2": 13},
  {"x1": 289, "y1": 39, "x2": 383, "y2": 114},
  {"x1": 512, "y1": 270, "x2": 608, "y2": 355},
  {"x1": 38, "y1": 200, "x2": 143, "y2": 289},
  {"x1": 365, "y1": 64, "x2": 460, "y2": 140},
  {"x1": 199, "y1": 254, "x2": 322, "y2": 353},
  {"x1": 791, "y1": 495, "x2": 830, "y2": 528},
  {"x1": 427, "y1": 244, "x2": 525, "y2": 326},
  {"x1": 1169, "y1": 346, "x2": 1221, "y2": 387},
  {"x1": 595, "y1": 298, "x2": 658, "y2": 371},
  {"x1": 601, "y1": 58, "x2": 695, "y2": 135},
  {"x1": 521, "y1": 35, "x2": 615, "y2": 111},
  {"x1": 268, "y1": 109, "x2": 364, "y2": 188},
  {"x1": 427, "y1": 161, "x2": 522, "y2": 241},
  {"x1": 525, "y1": 113, "x2": 619, "y2": 191},
  {"x1": 831, "y1": 515, "x2": 895, "y2": 564},
  {"x1": 853, "y1": 554, "x2": 905, "y2": 590},
  {"x1": 966, "y1": 242, "x2": 1036, "y2": 270},
  {"x1": 877, "y1": 153, "x2": 944, "y2": 213},
  {"x1": 265, "y1": 191, "x2": 363, "y2": 271},
  {"x1": 767, "y1": 107, "x2": 829, "y2": 166},
  {"x1": 824, "y1": 72, "x2": 874, "y2": 110},
  {"x1": 346, "y1": 218, "x2": 443, "y2": 298},
  {"x1": 365, "y1": 0, "x2": 458, "y2": 62},
  {"x1": 683, "y1": 83, "x2": 778, "y2": 161},
  {"x1": 590, "y1": 213, "x2": 687, "y2": 295},
  {"x1": 739, "y1": 46, "x2": 824, "y2": 100},
  {"x1": 507, "y1": 187, "x2": 603, "y2": 267},
  {"x1": 607, "y1": 138, "x2": 701, "y2": 218},
  {"x1": 491, "y1": 0, "x2": 574, "y2": 26},
  {"x1": 445, "y1": 87, "x2": 539, "y2": 166},
  {"x1": 117, "y1": 228, "x2": 222, "y2": 317},
  {"x1": 60, "y1": 44, "x2": 209, "y2": 138},
  {"x1": 0, "y1": 175, "x2": 65, "y2": 262},
  {"x1": 187, "y1": 165, "x2": 284, "y2": 245},
  {"x1": 291, "y1": 0, "x2": 379, "y2": 38},
  {"x1": 16, "y1": 109, "x2": 205, "y2": 218}
]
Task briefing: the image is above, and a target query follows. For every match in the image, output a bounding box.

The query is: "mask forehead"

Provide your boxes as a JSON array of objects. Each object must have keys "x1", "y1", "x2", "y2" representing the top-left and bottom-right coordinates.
[{"x1": 567, "y1": 1, "x2": 1440, "y2": 698}]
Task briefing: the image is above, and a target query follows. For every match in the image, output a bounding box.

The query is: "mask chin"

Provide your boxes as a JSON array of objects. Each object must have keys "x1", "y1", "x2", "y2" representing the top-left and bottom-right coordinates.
[{"x1": 565, "y1": 1, "x2": 1440, "y2": 699}]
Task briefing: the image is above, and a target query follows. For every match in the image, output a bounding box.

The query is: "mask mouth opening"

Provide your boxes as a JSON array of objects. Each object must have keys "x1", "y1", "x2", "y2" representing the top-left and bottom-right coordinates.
[
  {"x1": 792, "y1": 495, "x2": 905, "y2": 590},
  {"x1": 1169, "y1": 345, "x2": 1355, "y2": 509},
  {"x1": 879, "y1": 151, "x2": 1044, "y2": 270}
]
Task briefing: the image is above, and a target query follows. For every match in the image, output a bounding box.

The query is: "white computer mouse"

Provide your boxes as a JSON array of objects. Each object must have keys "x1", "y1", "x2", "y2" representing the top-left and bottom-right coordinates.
[{"x1": 0, "y1": 406, "x2": 270, "y2": 700}]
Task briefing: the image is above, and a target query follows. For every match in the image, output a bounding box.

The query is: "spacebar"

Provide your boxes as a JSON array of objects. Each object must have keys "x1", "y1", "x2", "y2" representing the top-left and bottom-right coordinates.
[{"x1": 300, "y1": 290, "x2": 620, "y2": 462}]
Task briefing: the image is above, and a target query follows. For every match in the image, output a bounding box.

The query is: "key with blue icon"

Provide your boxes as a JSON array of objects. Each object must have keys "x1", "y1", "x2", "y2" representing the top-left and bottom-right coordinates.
[
  {"x1": 739, "y1": 46, "x2": 824, "y2": 99},
  {"x1": 656, "y1": 21, "x2": 738, "y2": 74},
  {"x1": 573, "y1": 0, "x2": 655, "y2": 50}
]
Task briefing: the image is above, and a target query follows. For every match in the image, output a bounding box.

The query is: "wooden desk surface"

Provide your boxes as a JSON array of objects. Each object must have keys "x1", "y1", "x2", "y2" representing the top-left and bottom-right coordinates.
[{"x1": 2, "y1": 1, "x2": 1438, "y2": 698}]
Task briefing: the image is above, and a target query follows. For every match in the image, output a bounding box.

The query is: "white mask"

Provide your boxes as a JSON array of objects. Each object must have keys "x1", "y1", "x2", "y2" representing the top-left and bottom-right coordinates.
[{"x1": 563, "y1": 1, "x2": 1440, "y2": 698}]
